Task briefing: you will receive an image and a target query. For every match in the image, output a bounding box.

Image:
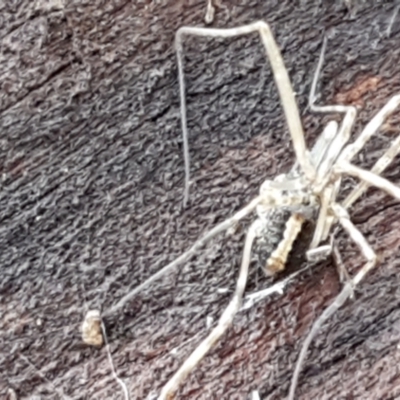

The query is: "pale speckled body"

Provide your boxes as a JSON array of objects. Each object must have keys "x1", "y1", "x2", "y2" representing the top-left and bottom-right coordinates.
[
  {"x1": 253, "y1": 168, "x2": 319, "y2": 275},
  {"x1": 252, "y1": 207, "x2": 294, "y2": 274}
]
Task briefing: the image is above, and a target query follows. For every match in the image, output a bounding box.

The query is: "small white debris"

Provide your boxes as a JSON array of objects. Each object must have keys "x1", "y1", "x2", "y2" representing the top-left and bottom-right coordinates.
[
  {"x1": 251, "y1": 390, "x2": 261, "y2": 400},
  {"x1": 205, "y1": 0, "x2": 215, "y2": 24},
  {"x1": 241, "y1": 266, "x2": 310, "y2": 311},
  {"x1": 81, "y1": 310, "x2": 103, "y2": 346},
  {"x1": 7, "y1": 388, "x2": 17, "y2": 400},
  {"x1": 241, "y1": 281, "x2": 286, "y2": 311}
]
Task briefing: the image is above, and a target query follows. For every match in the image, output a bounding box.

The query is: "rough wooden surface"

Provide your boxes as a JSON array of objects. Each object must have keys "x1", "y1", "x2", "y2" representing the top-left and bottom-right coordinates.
[{"x1": 2, "y1": 1, "x2": 400, "y2": 399}]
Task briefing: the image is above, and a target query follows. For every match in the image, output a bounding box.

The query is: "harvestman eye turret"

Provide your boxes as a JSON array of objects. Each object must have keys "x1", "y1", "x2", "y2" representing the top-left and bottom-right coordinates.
[{"x1": 102, "y1": 21, "x2": 400, "y2": 399}]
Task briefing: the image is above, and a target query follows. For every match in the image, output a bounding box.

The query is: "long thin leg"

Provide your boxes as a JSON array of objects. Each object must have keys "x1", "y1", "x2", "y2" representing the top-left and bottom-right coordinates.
[
  {"x1": 339, "y1": 94, "x2": 400, "y2": 163},
  {"x1": 176, "y1": 21, "x2": 316, "y2": 205},
  {"x1": 308, "y1": 37, "x2": 357, "y2": 190},
  {"x1": 309, "y1": 38, "x2": 354, "y2": 116},
  {"x1": 320, "y1": 95, "x2": 400, "y2": 236},
  {"x1": 158, "y1": 220, "x2": 259, "y2": 400},
  {"x1": 308, "y1": 119, "x2": 400, "y2": 273},
  {"x1": 307, "y1": 120, "x2": 340, "y2": 249},
  {"x1": 335, "y1": 160, "x2": 400, "y2": 201},
  {"x1": 332, "y1": 240, "x2": 352, "y2": 285},
  {"x1": 308, "y1": 184, "x2": 334, "y2": 250},
  {"x1": 306, "y1": 38, "x2": 357, "y2": 248},
  {"x1": 103, "y1": 196, "x2": 261, "y2": 318},
  {"x1": 321, "y1": 177, "x2": 341, "y2": 241},
  {"x1": 289, "y1": 203, "x2": 377, "y2": 400},
  {"x1": 343, "y1": 133, "x2": 400, "y2": 209},
  {"x1": 309, "y1": 120, "x2": 338, "y2": 170},
  {"x1": 289, "y1": 283, "x2": 353, "y2": 400}
]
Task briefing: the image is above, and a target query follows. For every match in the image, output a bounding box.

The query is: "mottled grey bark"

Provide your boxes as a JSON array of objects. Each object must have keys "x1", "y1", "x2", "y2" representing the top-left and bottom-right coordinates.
[{"x1": 1, "y1": 1, "x2": 400, "y2": 399}]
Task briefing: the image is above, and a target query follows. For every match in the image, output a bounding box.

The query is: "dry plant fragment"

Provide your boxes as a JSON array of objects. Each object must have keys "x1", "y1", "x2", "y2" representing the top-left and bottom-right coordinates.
[
  {"x1": 81, "y1": 309, "x2": 103, "y2": 346},
  {"x1": 81, "y1": 311, "x2": 129, "y2": 398},
  {"x1": 7, "y1": 388, "x2": 17, "y2": 400},
  {"x1": 204, "y1": 0, "x2": 215, "y2": 24}
]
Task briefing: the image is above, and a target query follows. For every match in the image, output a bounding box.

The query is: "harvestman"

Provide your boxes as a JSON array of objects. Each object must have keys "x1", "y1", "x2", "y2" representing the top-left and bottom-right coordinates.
[{"x1": 103, "y1": 21, "x2": 400, "y2": 399}]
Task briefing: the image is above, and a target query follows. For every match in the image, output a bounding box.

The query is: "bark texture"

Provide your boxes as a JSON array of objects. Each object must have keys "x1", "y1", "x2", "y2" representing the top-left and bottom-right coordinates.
[{"x1": 2, "y1": 1, "x2": 400, "y2": 399}]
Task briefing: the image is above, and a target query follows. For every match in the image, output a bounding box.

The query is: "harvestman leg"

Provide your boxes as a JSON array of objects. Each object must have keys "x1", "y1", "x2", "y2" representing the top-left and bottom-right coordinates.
[
  {"x1": 289, "y1": 203, "x2": 377, "y2": 400},
  {"x1": 340, "y1": 95, "x2": 400, "y2": 163},
  {"x1": 307, "y1": 37, "x2": 357, "y2": 250},
  {"x1": 158, "y1": 220, "x2": 259, "y2": 400},
  {"x1": 342, "y1": 94, "x2": 400, "y2": 207},
  {"x1": 343, "y1": 133, "x2": 400, "y2": 208},
  {"x1": 336, "y1": 161, "x2": 400, "y2": 199},
  {"x1": 319, "y1": 94, "x2": 400, "y2": 239},
  {"x1": 176, "y1": 21, "x2": 316, "y2": 206},
  {"x1": 282, "y1": 38, "x2": 356, "y2": 264},
  {"x1": 158, "y1": 179, "x2": 316, "y2": 400},
  {"x1": 102, "y1": 196, "x2": 261, "y2": 317},
  {"x1": 252, "y1": 36, "x2": 347, "y2": 275},
  {"x1": 288, "y1": 94, "x2": 400, "y2": 399},
  {"x1": 289, "y1": 163, "x2": 400, "y2": 399},
  {"x1": 308, "y1": 38, "x2": 357, "y2": 187}
]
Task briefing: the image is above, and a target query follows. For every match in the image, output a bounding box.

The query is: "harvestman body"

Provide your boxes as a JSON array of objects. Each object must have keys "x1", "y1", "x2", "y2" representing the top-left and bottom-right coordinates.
[
  {"x1": 102, "y1": 21, "x2": 400, "y2": 399},
  {"x1": 164, "y1": 21, "x2": 400, "y2": 399}
]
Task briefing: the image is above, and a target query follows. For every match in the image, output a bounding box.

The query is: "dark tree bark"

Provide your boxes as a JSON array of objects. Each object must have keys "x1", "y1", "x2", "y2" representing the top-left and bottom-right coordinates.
[{"x1": 2, "y1": 1, "x2": 400, "y2": 399}]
